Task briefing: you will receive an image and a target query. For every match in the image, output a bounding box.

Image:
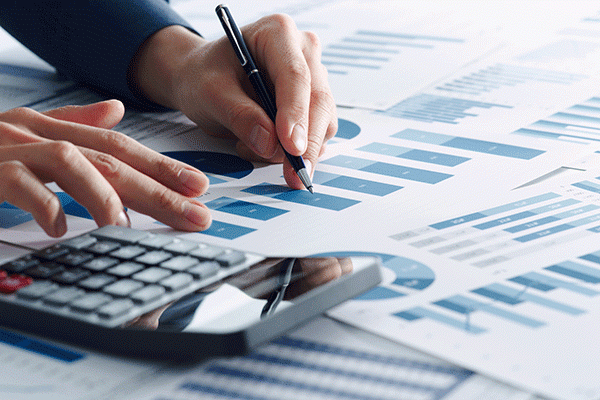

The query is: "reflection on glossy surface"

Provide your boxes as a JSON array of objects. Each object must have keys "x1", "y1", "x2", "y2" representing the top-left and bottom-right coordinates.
[{"x1": 127, "y1": 257, "x2": 353, "y2": 331}]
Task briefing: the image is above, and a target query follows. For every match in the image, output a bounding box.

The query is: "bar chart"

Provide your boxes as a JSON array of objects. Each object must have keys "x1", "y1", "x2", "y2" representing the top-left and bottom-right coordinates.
[
  {"x1": 379, "y1": 94, "x2": 512, "y2": 124},
  {"x1": 514, "y1": 96, "x2": 600, "y2": 144},
  {"x1": 435, "y1": 63, "x2": 587, "y2": 97}
]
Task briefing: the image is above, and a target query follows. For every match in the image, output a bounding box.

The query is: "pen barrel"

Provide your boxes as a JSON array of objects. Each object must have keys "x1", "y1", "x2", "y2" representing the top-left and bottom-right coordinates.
[{"x1": 248, "y1": 70, "x2": 277, "y2": 122}]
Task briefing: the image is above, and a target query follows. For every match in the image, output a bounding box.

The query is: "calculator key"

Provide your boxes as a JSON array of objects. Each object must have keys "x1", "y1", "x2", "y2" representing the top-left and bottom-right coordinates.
[
  {"x1": 26, "y1": 262, "x2": 65, "y2": 279},
  {"x1": 97, "y1": 299, "x2": 134, "y2": 319},
  {"x1": 16, "y1": 280, "x2": 58, "y2": 300},
  {"x1": 55, "y1": 251, "x2": 94, "y2": 267},
  {"x1": 43, "y1": 287, "x2": 85, "y2": 307},
  {"x1": 215, "y1": 250, "x2": 246, "y2": 267},
  {"x1": 62, "y1": 235, "x2": 97, "y2": 250},
  {"x1": 129, "y1": 285, "x2": 165, "y2": 304},
  {"x1": 34, "y1": 245, "x2": 70, "y2": 261},
  {"x1": 84, "y1": 257, "x2": 119, "y2": 272},
  {"x1": 159, "y1": 273, "x2": 193, "y2": 292},
  {"x1": 135, "y1": 250, "x2": 172, "y2": 265},
  {"x1": 0, "y1": 275, "x2": 33, "y2": 294},
  {"x1": 1, "y1": 255, "x2": 40, "y2": 273},
  {"x1": 106, "y1": 262, "x2": 144, "y2": 277},
  {"x1": 88, "y1": 241, "x2": 121, "y2": 254},
  {"x1": 102, "y1": 279, "x2": 144, "y2": 297},
  {"x1": 110, "y1": 245, "x2": 146, "y2": 260},
  {"x1": 70, "y1": 293, "x2": 113, "y2": 313},
  {"x1": 132, "y1": 267, "x2": 171, "y2": 284},
  {"x1": 78, "y1": 274, "x2": 117, "y2": 291},
  {"x1": 187, "y1": 261, "x2": 220, "y2": 279},
  {"x1": 0, "y1": 271, "x2": 6, "y2": 280},
  {"x1": 138, "y1": 234, "x2": 173, "y2": 249},
  {"x1": 163, "y1": 239, "x2": 198, "y2": 254},
  {"x1": 91, "y1": 225, "x2": 149, "y2": 244},
  {"x1": 189, "y1": 244, "x2": 224, "y2": 260},
  {"x1": 160, "y1": 256, "x2": 199, "y2": 272},
  {"x1": 52, "y1": 268, "x2": 92, "y2": 285}
]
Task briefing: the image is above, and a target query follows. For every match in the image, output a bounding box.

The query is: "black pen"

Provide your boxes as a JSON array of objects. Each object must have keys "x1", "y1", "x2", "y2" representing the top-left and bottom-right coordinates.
[{"x1": 216, "y1": 4, "x2": 314, "y2": 193}]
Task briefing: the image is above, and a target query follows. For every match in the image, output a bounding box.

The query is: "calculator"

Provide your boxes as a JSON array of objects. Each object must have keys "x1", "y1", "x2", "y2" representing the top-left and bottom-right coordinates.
[{"x1": 0, "y1": 226, "x2": 381, "y2": 360}]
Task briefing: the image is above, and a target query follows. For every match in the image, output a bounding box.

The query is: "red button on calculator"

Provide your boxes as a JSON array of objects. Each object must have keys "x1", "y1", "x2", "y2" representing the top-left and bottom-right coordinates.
[{"x1": 0, "y1": 275, "x2": 33, "y2": 294}]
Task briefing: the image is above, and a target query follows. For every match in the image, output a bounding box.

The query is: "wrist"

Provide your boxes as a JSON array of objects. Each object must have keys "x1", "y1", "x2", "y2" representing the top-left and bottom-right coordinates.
[{"x1": 129, "y1": 25, "x2": 207, "y2": 109}]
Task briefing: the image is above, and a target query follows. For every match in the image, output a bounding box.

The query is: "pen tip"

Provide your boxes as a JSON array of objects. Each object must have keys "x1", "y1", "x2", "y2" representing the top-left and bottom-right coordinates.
[{"x1": 308, "y1": 186, "x2": 314, "y2": 194}]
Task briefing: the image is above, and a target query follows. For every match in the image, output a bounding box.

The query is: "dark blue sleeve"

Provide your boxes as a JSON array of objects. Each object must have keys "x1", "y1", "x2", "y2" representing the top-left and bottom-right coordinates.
[{"x1": 0, "y1": 0, "x2": 196, "y2": 108}]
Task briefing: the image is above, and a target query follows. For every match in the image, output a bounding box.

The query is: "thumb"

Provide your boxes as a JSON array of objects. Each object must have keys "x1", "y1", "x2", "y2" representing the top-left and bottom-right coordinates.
[{"x1": 42, "y1": 99, "x2": 125, "y2": 129}]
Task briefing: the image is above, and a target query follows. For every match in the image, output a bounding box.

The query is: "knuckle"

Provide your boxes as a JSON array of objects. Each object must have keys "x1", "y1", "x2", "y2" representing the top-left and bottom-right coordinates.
[
  {"x1": 225, "y1": 101, "x2": 254, "y2": 128},
  {"x1": 90, "y1": 152, "x2": 121, "y2": 179},
  {"x1": 48, "y1": 140, "x2": 79, "y2": 165},
  {"x1": 303, "y1": 31, "x2": 321, "y2": 51},
  {"x1": 154, "y1": 186, "x2": 179, "y2": 211},
  {"x1": 266, "y1": 13, "x2": 296, "y2": 32},
  {"x1": 0, "y1": 160, "x2": 27, "y2": 188},
  {"x1": 154, "y1": 155, "x2": 180, "y2": 181},
  {"x1": 6, "y1": 107, "x2": 39, "y2": 120},
  {"x1": 99, "y1": 130, "x2": 130, "y2": 156}
]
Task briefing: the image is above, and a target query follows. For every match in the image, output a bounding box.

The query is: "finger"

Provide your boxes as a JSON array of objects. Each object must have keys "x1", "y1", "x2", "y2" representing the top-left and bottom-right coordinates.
[
  {"x1": 42, "y1": 100, "x2": 125, "y2": 129},
  {"x1": 283, "y1": 31, "x2": 338, "y2": 188},
  {"x1": 251, "y1": 14, "x2": 311, "y2": 157},
  {"x1": 0, "y1": 142, "x2": 128, "y2": 229},
  {"x1": 0, "y1": 160, "x2": 67, "y2": 237},
  {"x1": 0, "y1": 119, "x2": 46, "y2": 146},
  {"x1": 79, "y1": 147, "x2": 212, "y2": 232},
  {"x1": 24, "y1": 113, "x2": 209, "y2": 198}
]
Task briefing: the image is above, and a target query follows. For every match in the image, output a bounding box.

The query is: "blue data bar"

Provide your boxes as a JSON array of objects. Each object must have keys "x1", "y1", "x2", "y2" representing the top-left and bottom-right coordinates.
[
  {"x1": 205, "y1": 197, "x2": 288, "y2": 221},
  {"x1": 430, "y1": 192, "x2": 560, "y2": 229},
  {"x1": 243, "y1": 183, "x2": 360, "y2": 211},
  {"x1": 510, "y1": 272, "x2": 599, "y2": 296},
  {"x1": 504, "y1": 199, "x2": 582, "y2": 233},
  {"x1": 395, "y1": 307, "x2": 486, "y2": 333},
  {"x1": 322, "y1": 155, "x2": 452, "y2": 184},
  {"x1": 200, "y1": 220, "x2": 256, "y2": 240},
  {"x1": 394, "y1": 129, "x2": 544, "y2": 160},
  {"x1": 574, "y1": 180, "x2": 600, "y2": 194},
  {"x1": 356, "y1": 30, "x2": 465, "y2": 43},
  {"x1": 515, "y1": 212, "x2": 600, "y2": 242},
  {"x1": 434, "y1": 294, "x2": 545, "y2": 328},
  {"x1": 0, "y1": 328, "x2": 84, "y2": 362},
  {"x1": 312, "y1": 171, "x2": 402, "y2": 196},
  {"x1": 546, "y1": 261, "x2": 600, "y2": 283},
  {"x1": 358, "y1": 142, "x2": 470, "y2": 166},
  {"x1": 473, "y1": 283, "x2": 584, "y2": 315}
]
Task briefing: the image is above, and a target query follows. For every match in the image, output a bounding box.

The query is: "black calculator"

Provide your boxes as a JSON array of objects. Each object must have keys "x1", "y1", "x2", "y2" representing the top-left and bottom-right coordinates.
[{"x1": 0, "y1": 226, "x2": 382, "y2": 360}]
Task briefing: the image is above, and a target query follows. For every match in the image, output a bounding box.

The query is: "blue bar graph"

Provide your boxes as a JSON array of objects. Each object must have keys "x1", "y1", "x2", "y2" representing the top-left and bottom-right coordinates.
[
  {"x1": 430, "y1": 192, "x2": 560, "y2": 229},
  {"x1": 546, "y1": 261, "x2": 600, "y2": 283},
  {"x1": 358, "y1": 142, "x2": 470, "y2": 166},
  {"x1": 322, "y1": 155, "x2": 452, "y2": 184},
  {"x1": 243, "y1": 183, "x2": 360, "y2": 211},
  {"x1": 514, "y1": 97, "x2": 600, "y2": 143},
  {"x1": 379, "y1": 94, "x2": 512, "y2": 124},
  {"x1": 199, "y1": 220, "x2": 256, "y2": 240},
  {"x1": 472, "y1": 283, "x2": 585, "y2": 315},
  {"x1": 312, "y1": 171, "x2": 402, "y2": 196},
  {"x1": 433, "y1": 295, "x2": 545, "y2": 328},
  {"x1": 436, "y1": 63, "x2": 587, "y2": 96},
  {"x1": 395, "y1": 307, "x2": 486, "y2": 333},
  {"x1": 394, "y1": 129, "x2": 544, "y2": 160},
  {"x1": 0, "y1": 202, "x2": 34, "y2": 228},
  {"x1": 205, "y1": 197, "x2": 288, "y2": 221}
]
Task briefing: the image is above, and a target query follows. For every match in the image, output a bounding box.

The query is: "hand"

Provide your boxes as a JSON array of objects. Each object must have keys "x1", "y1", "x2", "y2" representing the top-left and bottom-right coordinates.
[
  {"x1": 132, "y1": 15, "x2": 338, "y2": 190},
  {"x1": 0, "y1": 100, "x2": 211, "y2": 237}
]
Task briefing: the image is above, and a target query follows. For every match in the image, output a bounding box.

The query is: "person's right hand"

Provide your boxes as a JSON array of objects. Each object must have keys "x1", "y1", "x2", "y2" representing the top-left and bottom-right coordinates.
[{"x1": 0, "y1": 100, "x2": 211, "y2": 238}]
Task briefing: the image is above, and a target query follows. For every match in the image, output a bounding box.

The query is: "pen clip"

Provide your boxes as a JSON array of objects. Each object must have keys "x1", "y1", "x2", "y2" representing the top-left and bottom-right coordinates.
[{"x1": 217, "y1": 6, "x2": 247, "y2": 66}]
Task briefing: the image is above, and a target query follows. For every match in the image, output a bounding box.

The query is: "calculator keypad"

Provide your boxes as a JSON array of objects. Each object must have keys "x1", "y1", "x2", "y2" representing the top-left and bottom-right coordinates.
[{"x1": 0, "y1": 226, "x2": 254, "y2": 327}]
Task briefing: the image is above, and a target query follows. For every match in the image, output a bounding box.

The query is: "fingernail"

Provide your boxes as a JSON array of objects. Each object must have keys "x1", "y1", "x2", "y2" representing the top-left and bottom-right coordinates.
[
  {"x1": 182, "y1": 201, "x2": 210, "y2": 229},
  {"x1": 250, "y1": 125, "x2": 272, "y2": 157},
  {"x1": 116, "y1": 209, "x2": 131, "y2": 227},
  {"x1": 178, "y1": 168, "x2": 206, "y2": 191},
  {"x1": 291, "y1": 124, "x2": 307, "y2": 153},
  {"x1": 54, "y1": 211, "x2": 67, "y2": 236}
]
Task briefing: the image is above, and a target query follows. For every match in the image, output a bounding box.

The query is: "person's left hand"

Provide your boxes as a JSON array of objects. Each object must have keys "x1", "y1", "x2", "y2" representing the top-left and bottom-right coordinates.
[{"x1": 131, "y1": 15, "x2": 338, "y2": 190}]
